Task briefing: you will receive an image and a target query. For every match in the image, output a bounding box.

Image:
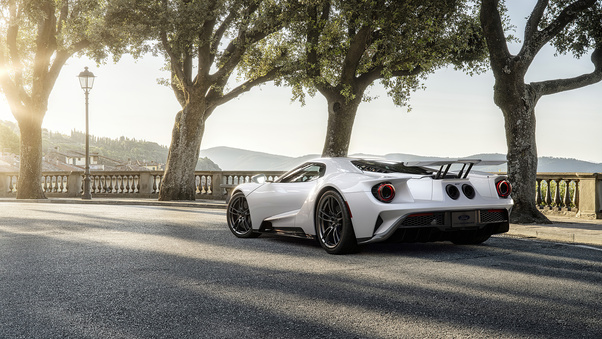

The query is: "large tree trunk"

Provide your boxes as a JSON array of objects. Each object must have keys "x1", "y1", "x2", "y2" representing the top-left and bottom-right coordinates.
[
  {"x1": 16, "y1": 116, "x2": 46, "y2": 199},
  {"x1": 494, "y1": 79, "x2": 550, "y2": 224},
  {"x1": 321, "y1": 94, "x2": 361, "y2": 157},
  {"x1": 158, "y1": 102, "x2": 210, "y2": 201}
]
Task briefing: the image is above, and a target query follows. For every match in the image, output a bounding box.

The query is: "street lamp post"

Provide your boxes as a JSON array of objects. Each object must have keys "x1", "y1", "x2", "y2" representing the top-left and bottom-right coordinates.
[{"x1": 78, "y1": 67, "x2": 95, "y2": 200}]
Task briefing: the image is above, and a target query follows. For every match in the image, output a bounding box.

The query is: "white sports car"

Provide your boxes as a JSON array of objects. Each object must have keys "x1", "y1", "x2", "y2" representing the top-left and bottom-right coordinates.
[{"x1": 227, "y1": 158, "x2": 513, "y2": 254}]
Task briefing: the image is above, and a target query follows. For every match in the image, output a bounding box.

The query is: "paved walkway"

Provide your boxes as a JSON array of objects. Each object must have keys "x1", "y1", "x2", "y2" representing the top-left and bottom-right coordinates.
[
  {"x1": 1, "y1": 197, "x2": 601, "y2": 246},
  {"x1": 506, "y1": 215, "x2": 602, "y2": 246}
]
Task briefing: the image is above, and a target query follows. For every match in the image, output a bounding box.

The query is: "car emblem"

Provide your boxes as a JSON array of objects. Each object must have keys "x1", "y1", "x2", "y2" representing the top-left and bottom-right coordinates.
[{"x1": 458, "y1": 214, "x2": 471, "y2": 221}]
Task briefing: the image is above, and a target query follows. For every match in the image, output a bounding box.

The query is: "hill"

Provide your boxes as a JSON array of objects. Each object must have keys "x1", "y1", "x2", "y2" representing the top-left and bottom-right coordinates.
[
  {"x1": 199, "y1": 147, "x2": 318, "y2": 171},
  {"x1": 198, "y1": 146, "x2": 602, "y2": 173}
]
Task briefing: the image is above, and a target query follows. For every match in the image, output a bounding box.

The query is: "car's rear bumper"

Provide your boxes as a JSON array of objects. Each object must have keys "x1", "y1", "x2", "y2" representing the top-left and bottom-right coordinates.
[{"x1": 357, "y1": 208, "x2": 510, "y2": 244}]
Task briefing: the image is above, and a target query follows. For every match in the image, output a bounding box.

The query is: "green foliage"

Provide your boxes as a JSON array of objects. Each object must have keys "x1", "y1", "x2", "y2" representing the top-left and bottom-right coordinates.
[
  {"x1": 279, "y1": 0, "x2": 489, "y2": 107},
  {"x1": 107, "y1": 0, "x2": 293, "y2": 105},
  {"x1": 0, "y1": 120, "x2": 19, "y2": 153},
  {"x1": 0, "y1": 0, "x2": 130, "y2": 96},
  {"x1": 543, "y1": 0, "x2": 602, "y2": 58}
]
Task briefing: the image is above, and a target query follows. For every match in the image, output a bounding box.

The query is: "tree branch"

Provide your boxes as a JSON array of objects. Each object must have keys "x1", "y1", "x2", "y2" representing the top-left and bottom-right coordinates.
[
  {"x1": 195, "y1": 17, "x2": 216, "y2": 84},
  {"x1": 197, "y1": 0, "x2": 222, "y2": 82},
  {"x1": 523, "y1": 0, "x2": 548, "y2": 46},
  {"x1": 340, "y1": 25, "x2": 371, "y2": 84},
  {"x1": 357, "y1": 64, "x2": 422, "y2": 93},
  {"x1": 170, "y1": 66, "x2": 187, "y2": 107},
  {"x1": 480, "y1": 0, "x2": 512, "y2": 71},
  {"x1": 32, "y1": 1, "x2": 58, "y2": 103},
  {"x1": 208, "y1": 66, "x2": 283, "y2": 109},
  {"x1": 209, "y1": 9, "x2": 237, "y2": 66},
  {"x1": 521, "y1": 0, "x2": 596, "y2": 59},
  {"x1": 210, "y1": 2, "x2": 283, "y2": 91},
  {"x1": 530, "y1": 47, "x2": 602, "y2": 97},
  {"x1": 160, "y1": 30, "x2": 190, "y2": 92},
  {"x1": 306, "y1": 1, "x2": 332, "y2": 95},
  {"x1": 57, "y1": 0, "x2": 69, "y2": 36},
  {"x1": 43, "y1": 40, "x2": 90, "y2": 100},
  {"x1": 7, "y1": 1, "x2": 24, "y2": 90}
]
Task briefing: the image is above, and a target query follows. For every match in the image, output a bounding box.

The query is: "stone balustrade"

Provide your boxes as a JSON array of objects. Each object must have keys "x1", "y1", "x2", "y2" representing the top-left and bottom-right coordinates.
[
  {"x1": 0, "y1": 170, "x2": 285, "y2": 200},
  {"x1": 1, "y1": 170, "x2": 601, "y2": 219},
  {"x1": 536, "y1": 173, "x2": 601, "y2": 219}
]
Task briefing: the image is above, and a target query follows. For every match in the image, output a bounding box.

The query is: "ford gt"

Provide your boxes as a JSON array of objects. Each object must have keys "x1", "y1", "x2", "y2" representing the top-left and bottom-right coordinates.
[{"x1": 226, "y1": 158, "x2": 513, "y2": 254}]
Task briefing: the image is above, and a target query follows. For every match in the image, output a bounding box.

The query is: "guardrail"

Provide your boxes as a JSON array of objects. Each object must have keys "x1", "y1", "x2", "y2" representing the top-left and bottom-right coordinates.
[{"x1": 1, "y1": 171, "x2": 601, "y2": 219}]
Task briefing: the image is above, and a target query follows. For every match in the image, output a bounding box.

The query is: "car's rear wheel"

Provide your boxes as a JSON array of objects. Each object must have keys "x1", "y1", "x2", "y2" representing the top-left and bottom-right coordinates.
[
  {"x1": 451, "y1": 230, "x2": 491, "y2": 245},
  {"x1": 227, "y1": 192, "x2": 260, "y2": 238},
  {"x1": 315, "y1": 190, "x2": 359, "y2": 254}
]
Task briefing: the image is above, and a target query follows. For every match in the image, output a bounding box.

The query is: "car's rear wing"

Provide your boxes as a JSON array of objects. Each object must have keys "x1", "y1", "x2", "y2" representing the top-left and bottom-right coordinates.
[{"x1": 403, "y1": 159, "x2": 506, "y2": 179}]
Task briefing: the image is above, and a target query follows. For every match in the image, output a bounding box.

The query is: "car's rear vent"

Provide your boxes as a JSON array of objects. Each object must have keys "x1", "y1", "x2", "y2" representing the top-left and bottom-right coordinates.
[
  {"x1": 480, "y1": 209, "x2": 508, "y2": 223},
  {"x1": 374, "y1": 216, "x2": 384, "y2": 234},
  {"x1": 401, "y1": 213, "x2": 445, "y2": 227},
  {"x1": 446, "y1": 184, "x2": 460, "y2": 200}
]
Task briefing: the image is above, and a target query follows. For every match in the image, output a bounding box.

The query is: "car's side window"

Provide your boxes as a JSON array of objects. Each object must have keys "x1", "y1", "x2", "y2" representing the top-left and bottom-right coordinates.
[{"x1": 277, "y1": 163, "x2": 325, "y2": 183}]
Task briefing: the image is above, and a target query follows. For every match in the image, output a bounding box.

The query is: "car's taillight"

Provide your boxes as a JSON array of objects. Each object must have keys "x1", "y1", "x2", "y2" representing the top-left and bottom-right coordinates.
[
  {"x1": 372, "y1": 182, "x2": 395, "y2": 203},
  {"x1": 496, "y1": 180, "x2": 512, "y2": 198}
]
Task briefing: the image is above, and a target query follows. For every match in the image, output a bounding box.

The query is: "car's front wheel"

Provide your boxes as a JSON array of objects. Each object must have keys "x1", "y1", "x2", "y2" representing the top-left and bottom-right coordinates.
[
  {"x1": 315, "y1": 190, "x2": 359, "y2": 254},
  {"x1": 227, "y1": 192, "x2": 260, "y2": 238}
]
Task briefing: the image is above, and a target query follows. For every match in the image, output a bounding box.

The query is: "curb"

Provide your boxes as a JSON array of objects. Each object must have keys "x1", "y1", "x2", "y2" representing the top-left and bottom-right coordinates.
[
  {"x1": 0, "y1": 198, "x2": 227, "y2": 209},
  {"x1": 506, "y1": 224, "x2": 602, "y2": 247}
]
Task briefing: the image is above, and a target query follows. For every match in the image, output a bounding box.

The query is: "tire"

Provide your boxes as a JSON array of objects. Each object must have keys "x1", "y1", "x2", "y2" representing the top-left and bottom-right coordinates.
[
  {"x1": 315, "y1": 190, "x2": 359, "y2": 254},
  {"x1": 227, "y1": 192, "x2": 260, "y2": 238},
  {"x1": 451, "y1": 230, "x2": 491, "y2": 245}
]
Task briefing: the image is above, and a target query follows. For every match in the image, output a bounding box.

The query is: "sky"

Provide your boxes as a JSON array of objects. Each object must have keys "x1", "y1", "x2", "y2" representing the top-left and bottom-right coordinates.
[{"x1": 1, "y1": 1, "x2": 601, "y2": 163}]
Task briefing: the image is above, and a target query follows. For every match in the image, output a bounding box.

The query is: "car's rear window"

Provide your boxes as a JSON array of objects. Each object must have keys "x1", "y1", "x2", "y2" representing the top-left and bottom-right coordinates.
[{"x1": 352, "y1": 160, "x2": 431, "y2": 175}]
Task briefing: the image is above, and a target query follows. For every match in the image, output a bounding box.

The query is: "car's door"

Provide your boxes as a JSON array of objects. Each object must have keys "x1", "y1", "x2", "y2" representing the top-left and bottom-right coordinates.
[{"x1": 248, "y1": 163, "x2": 326, "y2": 227}]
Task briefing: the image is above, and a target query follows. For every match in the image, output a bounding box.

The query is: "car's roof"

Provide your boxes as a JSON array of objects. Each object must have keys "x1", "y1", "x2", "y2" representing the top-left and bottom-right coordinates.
[{"x1": 305, "y1": 157, "x2": 432, "y2": 176}]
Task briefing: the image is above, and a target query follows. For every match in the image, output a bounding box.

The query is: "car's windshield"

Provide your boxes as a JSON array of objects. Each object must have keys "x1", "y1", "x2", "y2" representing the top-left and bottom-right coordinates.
[{"x1": 352, "y1": 159, "x2": 431, "y2": 175}]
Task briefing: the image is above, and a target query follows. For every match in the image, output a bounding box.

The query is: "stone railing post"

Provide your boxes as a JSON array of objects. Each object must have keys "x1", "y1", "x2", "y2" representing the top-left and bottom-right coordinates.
[
  {"x1": 138, "y1": 172, "x2": 154, "y2": 197},
  {"x1": 212, "y1": 172, "x2": 223, "y2": 199},
  {"x1": 67, "y1": 171, "x2": 83, "y2": 197},
  {"x1": 576, "y1": 173, "x2": 601, "y2": 219},
  {"x1": 0, "y1": 173, "x2": 8, "y2": 197}
]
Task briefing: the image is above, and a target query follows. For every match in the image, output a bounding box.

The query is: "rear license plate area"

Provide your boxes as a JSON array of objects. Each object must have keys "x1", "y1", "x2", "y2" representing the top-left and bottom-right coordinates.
[{"x1": 451, "y1": 211, "x2": 477, "y2": 227}]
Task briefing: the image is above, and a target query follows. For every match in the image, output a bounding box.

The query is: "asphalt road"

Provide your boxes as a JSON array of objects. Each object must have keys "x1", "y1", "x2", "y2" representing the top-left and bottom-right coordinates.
[{"x1": 1, "y1": 202, "x2": 601, "y2": 339}]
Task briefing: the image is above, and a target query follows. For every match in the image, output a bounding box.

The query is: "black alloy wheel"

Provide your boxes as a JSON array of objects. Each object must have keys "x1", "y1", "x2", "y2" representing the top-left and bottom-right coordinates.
[
  {"x1": 227, "y1": 192, "x2": 260, "y2": 238},
  {"x1": 315, "y1": 190, "x2": 359, "y2": 254}
]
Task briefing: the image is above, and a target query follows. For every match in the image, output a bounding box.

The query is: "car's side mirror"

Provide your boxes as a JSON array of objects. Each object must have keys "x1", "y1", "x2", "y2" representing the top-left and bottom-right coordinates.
[{"x1": 251, "y1": 174, "x2": 268, "y2": 184}]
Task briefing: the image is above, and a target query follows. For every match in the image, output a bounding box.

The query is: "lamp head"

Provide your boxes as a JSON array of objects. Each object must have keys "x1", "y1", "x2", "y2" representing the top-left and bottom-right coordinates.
[{"x1": 78, "y1": 67, "x2": 95, "y2": 91}]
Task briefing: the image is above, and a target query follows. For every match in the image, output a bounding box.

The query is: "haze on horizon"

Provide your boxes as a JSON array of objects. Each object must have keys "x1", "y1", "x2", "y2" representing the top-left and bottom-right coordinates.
[{"x1": 1, "y1": 1, "x2": 601, "y2": 163}]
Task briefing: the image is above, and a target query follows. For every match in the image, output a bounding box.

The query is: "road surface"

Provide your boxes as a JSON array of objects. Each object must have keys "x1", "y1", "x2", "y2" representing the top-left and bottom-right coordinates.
[{"x1": 1, "y1": 202, "x2": 600, "y2": 338}]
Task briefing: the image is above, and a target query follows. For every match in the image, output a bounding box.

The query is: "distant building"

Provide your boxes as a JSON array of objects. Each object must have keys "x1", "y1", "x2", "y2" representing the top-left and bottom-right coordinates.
[
  {"x1": 44, "y1": 150, "x2": 167, "y2": 172},
  {"x1": 0, "y1": 150, "x2": 166, "y2": 173},
  {"x1": 47, "y1": 150, "x2": 100, "y2": 167},
  {"x1": 132, "y1": 160, "x2": 164, "y2": 171}
]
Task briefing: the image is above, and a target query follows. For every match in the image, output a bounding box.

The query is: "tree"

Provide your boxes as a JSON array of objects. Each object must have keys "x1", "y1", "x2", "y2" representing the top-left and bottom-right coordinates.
[
  {"x1": 108, "y1": 0, "x2": 292, "y2": 201},
  {"x1": 283, "y1": 0, "x2": 488, "y2": 157},
  {"x1": 480, "y1": 0, "x2": 602, "y2": 223},
  {"x1": 0, "y1": 0, "x2": 126, "y2": 198}
]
